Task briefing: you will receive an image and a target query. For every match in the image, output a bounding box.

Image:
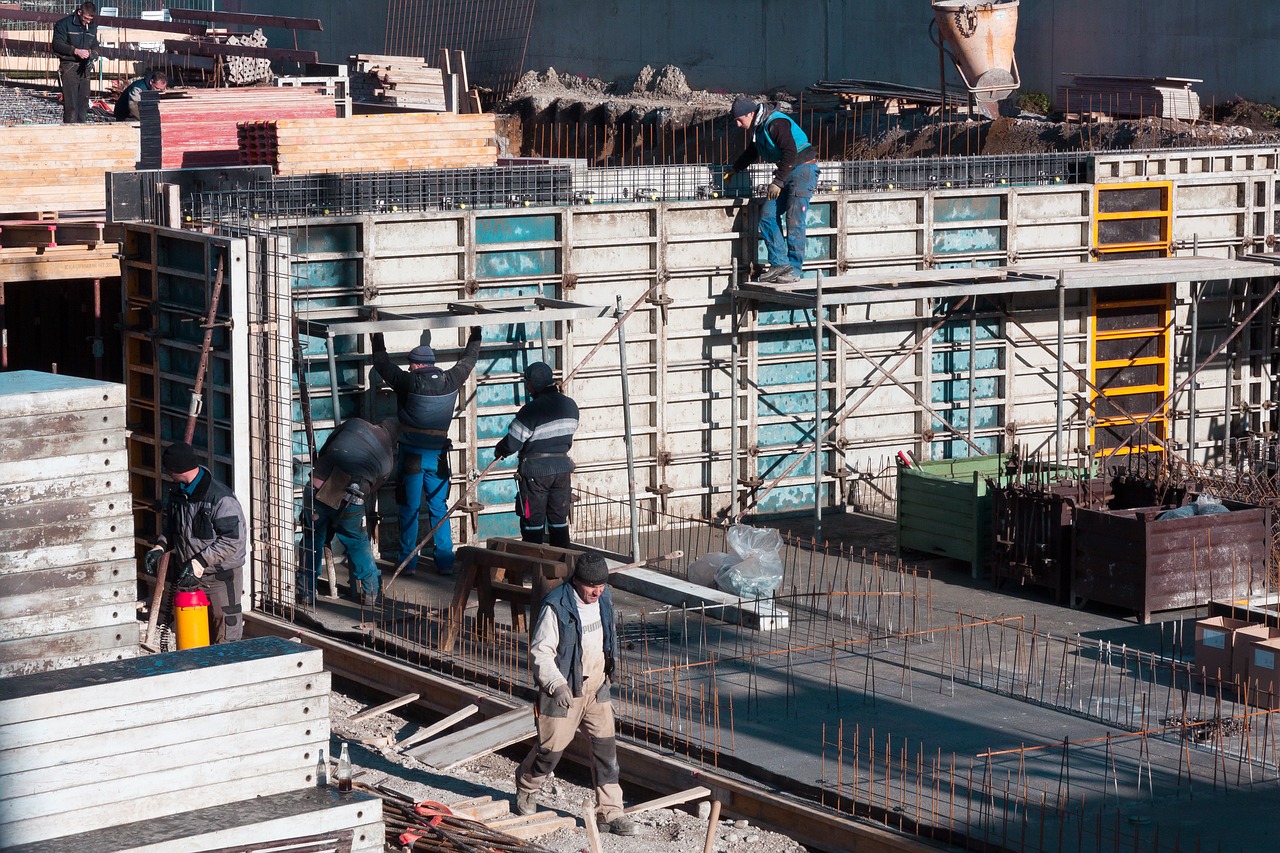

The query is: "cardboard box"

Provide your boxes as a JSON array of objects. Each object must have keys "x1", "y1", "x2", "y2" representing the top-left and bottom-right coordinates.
[
  {"x1": 1193, "y1": 616, "x2": 1253, "y2": 682},
  {"x1": 1232, "y1": 624, "x2": 1280, "y2": 684},
  {"x1": 1246, "y1": 637, "x2": 1280, "y2": 709}
]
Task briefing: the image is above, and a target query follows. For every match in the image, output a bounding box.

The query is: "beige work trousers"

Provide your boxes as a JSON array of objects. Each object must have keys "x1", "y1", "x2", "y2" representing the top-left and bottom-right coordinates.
[{"x1": 516, "y1": 691, "x2": 624, "y2": 821}]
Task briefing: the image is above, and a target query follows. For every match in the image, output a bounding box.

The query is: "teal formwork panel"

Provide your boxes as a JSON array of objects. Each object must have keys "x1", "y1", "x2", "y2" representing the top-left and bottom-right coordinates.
[
  {"x1": 933, "y1": 227, "x2": 1004, "y2": 254},
  {"x1": 755, "y1": 235, "x2": 834, "y2": 264},
  {"x1": 934, "y1": 195, "x2": 1002, "y2": 223},
  {"x1": 478, "y1": 511, "x2": 521, "y2": 540},
  {"x1": 292, "y1": 259, "x2": 360, "y2": 291},
  {"x1": 284, "y1": 224, "x2": 359, "y2": 253},
  {"x1": 477, "y1": 249, "x2": 558, "y2": 278},
  {"x1": 476, "y1": 215, "x2": 558, "y2": 244}
]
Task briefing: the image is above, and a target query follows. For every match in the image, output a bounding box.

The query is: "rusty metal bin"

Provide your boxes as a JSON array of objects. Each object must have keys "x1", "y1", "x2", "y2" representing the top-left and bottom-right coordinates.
[
  {"x1": 991, "y1": 479, "x2": 1109, "y2": 603},
  {"x1": 1072, "y1": 499, "x2": 1272, "y2": 623}
]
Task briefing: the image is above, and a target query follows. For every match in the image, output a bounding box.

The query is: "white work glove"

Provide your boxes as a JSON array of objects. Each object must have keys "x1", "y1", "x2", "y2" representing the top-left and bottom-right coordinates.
[
  {"x1": 188, "y1": 556, "x2": 206, "y2": 579},
  {"x1": 550, "y1": 683, "x2": 572, "y2": 709}
]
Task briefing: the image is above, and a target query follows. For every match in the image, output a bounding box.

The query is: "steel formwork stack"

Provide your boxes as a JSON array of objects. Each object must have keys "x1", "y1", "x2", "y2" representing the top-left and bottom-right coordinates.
[{"x1": 115, "y1": 147, "x2": 1280, "y2": 610}]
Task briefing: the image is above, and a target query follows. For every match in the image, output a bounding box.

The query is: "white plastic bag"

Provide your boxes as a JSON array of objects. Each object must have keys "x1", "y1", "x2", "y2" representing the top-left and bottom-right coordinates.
[
  {"x1": 688, "y1": 551, "x2": 737, "y2": 588},
  {"x1": 714, "y1": 524, "x2": 784, "y2": 598}
]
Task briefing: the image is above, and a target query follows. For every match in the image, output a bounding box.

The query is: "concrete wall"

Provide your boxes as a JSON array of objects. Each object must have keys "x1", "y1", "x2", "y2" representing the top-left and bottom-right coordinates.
[{"x1": 233, "y1": 0, "x2": 1280, "y2": 107}]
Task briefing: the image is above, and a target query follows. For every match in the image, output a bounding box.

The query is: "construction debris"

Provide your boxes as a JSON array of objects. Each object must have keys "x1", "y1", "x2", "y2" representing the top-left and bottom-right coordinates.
[{"x1": 372, "y1": 784, "x2": 562, "y2": 850}]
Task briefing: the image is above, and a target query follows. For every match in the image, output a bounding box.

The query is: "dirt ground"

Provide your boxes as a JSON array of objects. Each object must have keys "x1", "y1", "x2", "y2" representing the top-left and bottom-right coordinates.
[{"x1": 328, "y1": 688, "x2": 807, "y2": 853}]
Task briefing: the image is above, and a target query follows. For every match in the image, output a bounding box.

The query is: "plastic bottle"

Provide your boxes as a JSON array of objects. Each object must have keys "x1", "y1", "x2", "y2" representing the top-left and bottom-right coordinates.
[{"x1": 336, "y1": 742, "x2": 352, "y2": 792}]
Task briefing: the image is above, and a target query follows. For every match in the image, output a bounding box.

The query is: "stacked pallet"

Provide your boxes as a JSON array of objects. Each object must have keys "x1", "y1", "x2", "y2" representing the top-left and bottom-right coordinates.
[
  {"x1": 0, "y1": 124, "x2": 138, "y2": 215},
  {"x1": 349, "y1": 54, "x2": 447, "y2": 111},
  {"x1": 1057, "y1": 74, "x2": 1202, "y2": 121},
  {"x1": 0, "y1": 637, "x2": 383, "y2": 851},
  {"x1": 0, "y1": 371, "x2": 136, "y2": 678},
  {"x1": 138, "y1": 86, "x2": 336, "y2": 169},
  {"x1": 238, "y1": 113, "x2": 498, "y2": 174}
]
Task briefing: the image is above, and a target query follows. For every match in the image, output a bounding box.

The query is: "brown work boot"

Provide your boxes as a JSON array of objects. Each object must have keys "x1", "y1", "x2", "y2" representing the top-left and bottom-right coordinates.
[
  {"x1": 515, "y1": 791, "x2": 538, "y2": 816},
  {"x1": 597, "y1": 814, "x2": 640, "y2": 836}
]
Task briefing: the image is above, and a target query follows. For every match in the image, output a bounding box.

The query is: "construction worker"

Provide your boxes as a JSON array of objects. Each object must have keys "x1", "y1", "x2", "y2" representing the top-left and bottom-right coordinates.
[
  {"x1": 515, "y1": 553, "x2": 638, "y2": 836},
  {"x1": 145, "y1": 441, "x2": 247, "y2": 643},
  {"x1": 722, "y1": 97, "x2": 818, "y2": 284},
  {"x1": 371, "y1": 327, "x2": 481, "y2": 576},
  {"x1": 493, "y1": 362, "x2": 579, "y2": 547},
  {"x1": 114, "y1": 70, "x2": 168, "y2": 121},
  {"x1": 298, "y1": 417, "x2": 401, "y2": 606},
  {"x1": 51, "y1": 2, "x2": 99, "y2": 124}
]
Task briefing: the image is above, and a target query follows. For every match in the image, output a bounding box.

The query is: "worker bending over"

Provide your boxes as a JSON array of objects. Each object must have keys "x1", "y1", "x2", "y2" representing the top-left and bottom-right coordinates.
[
  {"x1": 723, "y1": 97, "x2": 818, "y2": 284},
  {"x1": 115, "y1": 70, "x2": 168, "y2": 120}
]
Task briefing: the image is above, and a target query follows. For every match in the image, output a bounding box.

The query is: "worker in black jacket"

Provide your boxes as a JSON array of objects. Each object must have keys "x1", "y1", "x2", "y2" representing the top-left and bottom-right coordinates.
[
  {"x1": 114, "y1": 70, "x2": 167, "y2": 121},
  {"x1": 145, "y1": 442, "x2": 247, "y2": 643},
  {"x1": 371, "y1": 327, "x2": 481, "y2": 575},
  {"x1": 298, "y1": 417, "x2": 400, "y2": 606},
  {"x1": 722, "y1": 97, "x2": 819, "y2": 284},
  {"x1": 494, "y1": 362, "x2": 579, "y2": 547},
  {"x1": 51, "y1": 2, "x2": 99, "y2": 124}
]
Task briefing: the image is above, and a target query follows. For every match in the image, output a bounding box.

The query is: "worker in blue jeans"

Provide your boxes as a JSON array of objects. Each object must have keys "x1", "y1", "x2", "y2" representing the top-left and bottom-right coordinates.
[
  {"x1": 299, "y1": 418, "x2": 400, "y2": 605},
  {"x1": 372, "y1": 328, "x2": 481, "y2": 576},
  {"x1": 723, "y1": 97, "x2": 819, "y2": 285}
]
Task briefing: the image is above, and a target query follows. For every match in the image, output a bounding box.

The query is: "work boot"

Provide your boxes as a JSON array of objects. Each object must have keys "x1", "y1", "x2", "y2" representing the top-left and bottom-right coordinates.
[
  {"x1": 597, "y1": 814, "x2": 640, "y2": 836},
  {"x1": 771, "y1": 267, "x2": 800, "y2": 284},
  {"x1": 514, "y1": 792, "x2": 538, "y2": 816},
  {"x1": 756, "y1": 265, "x2": 790, "y2": 283}
]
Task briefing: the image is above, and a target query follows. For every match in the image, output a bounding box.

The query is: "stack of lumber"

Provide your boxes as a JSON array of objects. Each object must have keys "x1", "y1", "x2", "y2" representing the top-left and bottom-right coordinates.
[
  {"x1": 349, "y1": 54, "x2": 447, "y2": 111},
  {"x1": 238, "y1": 113, "x2": 498, "y2": 174},
  {"x1": 138, "y1": 86, "x2": 336, "y2": 169},
  {"x1": 0, "y1": 124, "x2": 138, "y2": 215},
  {"x1": 0, "y1": 214, "x2": 118, "y2": 250},
  {"x1": 0, "y1": 637, "x2": 384, "y2": 851},
  {"x1": 0, "y1": 371, "x2": 136, "y2": 678},
  {"x1": 1056, "y1": 74, "x2": 1202, "y2": 121}
]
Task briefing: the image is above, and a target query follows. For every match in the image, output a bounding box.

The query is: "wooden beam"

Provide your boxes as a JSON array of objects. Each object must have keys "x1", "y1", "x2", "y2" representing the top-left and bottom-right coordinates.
[
  {"x1": 624, "y1": 786, "x2": 711, "y2": 815},
  {"x1": 584, "y1": 799, "x2": 603, "y2": 853},
  {"x1": 162, "y1": 39, "x2": 318, "y2": 64},
  {"x1": 394, "y1": 703, "x2": 479, "y2": 749},
  {"x1": 347, "y1": 691, "x2": 419, "y2": 723},
  {"x1": 166, "y1": 8, "x2": 324, "y2": 31}
]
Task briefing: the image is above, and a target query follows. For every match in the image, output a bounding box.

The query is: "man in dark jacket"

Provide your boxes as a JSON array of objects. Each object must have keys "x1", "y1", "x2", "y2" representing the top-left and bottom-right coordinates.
[
  {"x1": 494, "y1": 361, "x2": 579, "y2": 547},
  {"x1": 51, "y1": 2, "x2": 99, "y2": 124},
  {"x1": 298, "y1": 417, "x2": 400, "y2": 606},
  {"x1": 723, "y1": 97, "x2": 819, "y2": 285},
  {"x1": 371, "y1": 327, "x2": 481, "y2": 575},
  {"x1": 145, "y1": 441, "x2": 247, "y2": 643},
  {"x1": 515, "y1": 554, "x2": 637, "y2": 836},
  {"x1": 114, "y1": 70, "x2": 167, "y2": 121}
]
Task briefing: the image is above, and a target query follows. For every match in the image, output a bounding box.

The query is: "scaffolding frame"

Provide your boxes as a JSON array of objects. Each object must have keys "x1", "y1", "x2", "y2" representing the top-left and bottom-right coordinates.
[{"x1": 732, "y1": 254, "x2": 1280, "y2": 540}]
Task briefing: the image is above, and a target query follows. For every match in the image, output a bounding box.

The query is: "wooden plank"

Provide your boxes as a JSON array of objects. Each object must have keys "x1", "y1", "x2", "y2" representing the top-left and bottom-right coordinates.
[
  {"x1": 0, "y1": 639, "x2": 323, "y2": 718},
  {"x1": 452, "y1": 799, "x2": 510, "y2": 822},
  {"x1": 497, "y1": 815, "x2": 577, "y2": 840},
  {"x1": 404, "y1": 706, "x2": 534, "y2": 770},
  {"x1": 0, "y1": 537, "x2": 134, "y2": 574},
  {"x1": 0, "y1": 515, "x2": 133, "y2": 553},
  {"x1": 0, "y1": 626, "x2": 135, "y2": 678},
  {"x1": 0, "y1": 372, "x2": 125, "y2": 417},
  {"x1": 0, "y1": 560, "x2": 132, "y2": 606},
  {"x1": 0, "y1": 766, "x2": 313, "y2": 847},
  {"x1": 0, "y1": 473, "x2": 128, "y2": 507},
  {"x1": 4, "y1": 789, "x2": 380, "y2": 853},
  {"x1": 608, "y1": 568, "x2": 790, "y2": 631},
  {"x1": 0, "y1": 578, "x2": 133, "y2": 623},
  {"x1": 584, "y1": 799, "x2": 603, "y2": 853},
  {"x1": 394, "y1": 703, "x2": 478, "y2": 749},
  {"x1": 0, "y1": 602, "x2": 134, "y2": 639},
  {"x1": 624, "y1": 786, "x2": 712, "y2": 815},
  {"x1": 348, "y1": 691, "x2": 418, "y2": 723},
  {"x1": 0, "y1": 673, "x2": 326, "y2": 752}
]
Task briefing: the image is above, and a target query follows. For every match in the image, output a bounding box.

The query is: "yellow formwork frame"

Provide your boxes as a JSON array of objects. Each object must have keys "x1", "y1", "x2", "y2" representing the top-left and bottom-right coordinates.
[{"x1": 1090, "y1": 182, "x2": 1174, "y2": 457}]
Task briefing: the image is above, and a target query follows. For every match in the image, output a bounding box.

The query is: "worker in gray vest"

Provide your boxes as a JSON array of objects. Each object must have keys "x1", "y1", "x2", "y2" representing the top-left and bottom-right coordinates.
[{"x1": 515, "y1": 554, "x2": 638, "y2": 836}]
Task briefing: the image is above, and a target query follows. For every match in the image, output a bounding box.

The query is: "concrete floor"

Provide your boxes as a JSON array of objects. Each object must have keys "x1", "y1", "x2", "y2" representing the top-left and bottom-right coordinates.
[{"x1": 295, "y1": 511, "x2": 1277, "y2": 852}]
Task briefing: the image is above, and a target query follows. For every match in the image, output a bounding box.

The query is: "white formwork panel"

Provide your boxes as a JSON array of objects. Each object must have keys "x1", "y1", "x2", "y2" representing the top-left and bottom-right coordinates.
[
  {"x1": 1093, "y1": 146, "x2": 1280, "y2": 182},
  {"x1": 1010, "y1": 185, "x2": 1092, "y2": 259},
  {"x1": 1172, "y1": 179, "x2": 1249, "y2": 248}
]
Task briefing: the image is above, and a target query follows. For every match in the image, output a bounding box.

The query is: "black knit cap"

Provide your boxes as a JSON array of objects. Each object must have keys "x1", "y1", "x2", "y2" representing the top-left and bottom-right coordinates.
[
  {"x1": 573, "y1": 553, "x2": 609, "y2": 585},
  {"x1": 524, "y1": 361, "x2": 555, "y2": 393},
  {"x1": 161, "y1": 441, "x2": 201, "y2": 474},
  {"x1": 730, "y1": 97, "x2": 758, "y2": 119}
]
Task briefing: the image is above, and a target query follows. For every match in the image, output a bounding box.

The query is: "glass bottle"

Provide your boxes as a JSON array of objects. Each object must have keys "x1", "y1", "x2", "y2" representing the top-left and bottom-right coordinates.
[{"x1": 336, "y1": 742, "x2": 352, "y2": 792}]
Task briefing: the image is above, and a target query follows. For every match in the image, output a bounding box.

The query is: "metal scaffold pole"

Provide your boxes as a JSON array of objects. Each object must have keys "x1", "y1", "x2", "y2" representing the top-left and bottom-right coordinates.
[
  {"x1": 814, "y1": 270, "x2": 824, "y2": 541},
  {"x1": 616, "y1": 295, "x2": 641, "y2": 560}
]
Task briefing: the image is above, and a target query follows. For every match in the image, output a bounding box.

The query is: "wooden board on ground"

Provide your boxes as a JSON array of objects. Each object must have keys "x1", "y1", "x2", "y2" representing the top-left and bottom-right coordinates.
[
  {"x1": 403, "y1": 706, "x2": 534, "y2": 771},
  {"x1": 608, "y1": 567, "x2": 790, "y2": 631}
]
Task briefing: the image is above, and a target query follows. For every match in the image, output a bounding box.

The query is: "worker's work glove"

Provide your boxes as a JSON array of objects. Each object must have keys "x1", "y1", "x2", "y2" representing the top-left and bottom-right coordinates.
[
  {"x1": 144, "y1": 545, "x2": 164, "y2": 576},
  {"x1": 175, "y1": 570, "x2": 201, "y2": 592},
  {"x1": 187, "y1": 556, "x2": 206, "y2": 579},
  {"x1": 766, "y1": 183, "x2": 782, "y2": 200},
  {"x1": 493, "y1": 445, "x2": 508, "y2": 460},
  {"x1": 550, "y1": 683, "x2": 572, "y2": 709},
  {"x1": 468, "y1": 326, "x2": 481, "y2": 343},
  {"x1": 370, "y1": 332, "x2": 386, "y2": 353},
  {"x1": 721, "y1": 170, "x2": 735, "y2": 183}
]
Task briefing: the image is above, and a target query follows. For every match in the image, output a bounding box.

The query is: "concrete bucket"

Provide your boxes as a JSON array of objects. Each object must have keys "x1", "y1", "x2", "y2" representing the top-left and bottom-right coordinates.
[{"x1": 932, "y1": 0, "x2": 1020, "y2": 116}]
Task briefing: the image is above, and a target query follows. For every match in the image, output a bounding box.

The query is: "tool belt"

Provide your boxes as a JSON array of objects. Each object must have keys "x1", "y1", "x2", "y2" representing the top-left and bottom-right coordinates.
[{"x1": 314, "y1": 469, "x2": 365, "y2": 509}]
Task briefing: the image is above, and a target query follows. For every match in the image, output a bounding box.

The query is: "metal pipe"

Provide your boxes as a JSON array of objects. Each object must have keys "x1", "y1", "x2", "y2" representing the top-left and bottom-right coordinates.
[
  {"x1": 1056, "y1": 270, "x2": 1066, "y2": 466},
  {"x1": 729, "y1": 265, "x2": 740, "y2": 520},
  {"x1": 1188, "y1": 235, "x2": 1200, "y2": 464},
  {"x1": 616, "y1": 295, "x2": 640, "y2": 561},
  {"x1": 326, "y1": 329, "x2": 342, "y2": 427},
  {"x1": 92, "y1": 278, "x2": 104, "y2": 380},
  {"x1": 814, "y1": 270, "x2": 824, "y2": 541}
]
